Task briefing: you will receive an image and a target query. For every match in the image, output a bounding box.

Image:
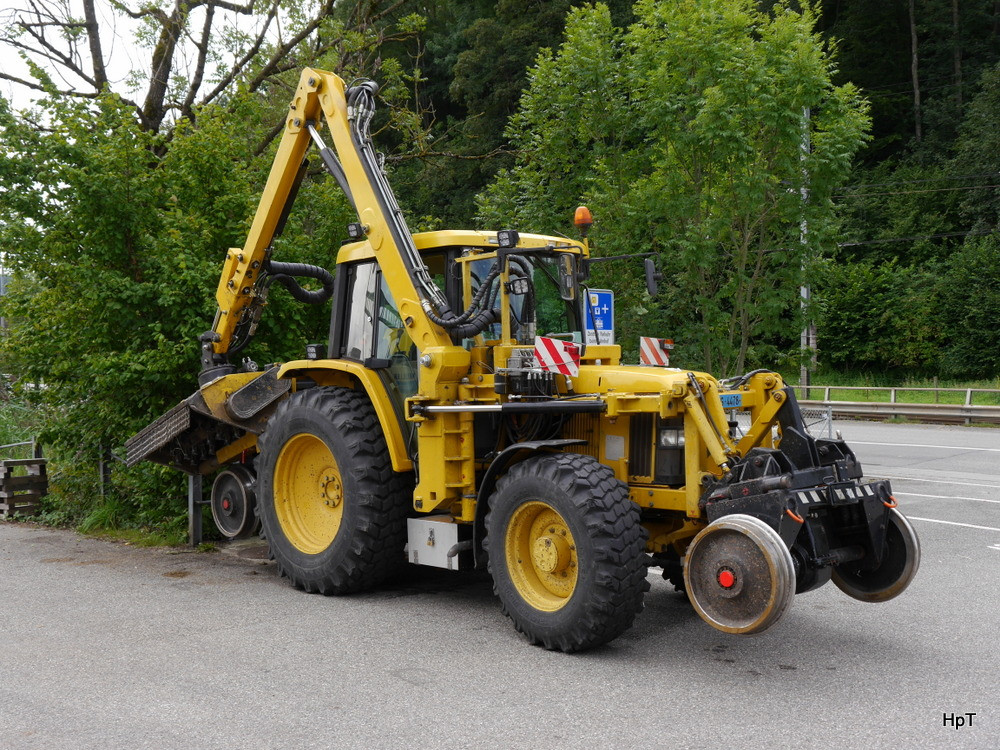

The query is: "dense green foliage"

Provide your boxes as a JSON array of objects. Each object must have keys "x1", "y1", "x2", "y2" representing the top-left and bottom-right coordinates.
[
  {"x1": 478, "y1": 0, "x2": 868, "y2": 374},
  {"x1": 1, "y1": 0, "x2": 999, "y2": 535},
  {"x1": 0, "y1": 89, "x2": 342, "y2": 531},
  {"x1": 814, "y1": 0, "x2": 1000, "y2": 379},
  {"x1": 0, "y1": 3, "x2": 415, "y2": 532}
]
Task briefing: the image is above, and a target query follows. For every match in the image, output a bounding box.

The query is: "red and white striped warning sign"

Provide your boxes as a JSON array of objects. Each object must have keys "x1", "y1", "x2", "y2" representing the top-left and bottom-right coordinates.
[
  {"x1": 639, "y1": 336, "x2": 673, "y2": 366},
  {"x1": 534, "y1": 336, "x2": 581, "y2": 378}
]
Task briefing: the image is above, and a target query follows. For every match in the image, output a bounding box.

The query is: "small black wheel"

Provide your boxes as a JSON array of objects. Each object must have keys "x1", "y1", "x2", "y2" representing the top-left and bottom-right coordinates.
[
  {"x1": 791, "y1": 544, "x2": 833, "y2": 594},
  {"x1": 832, "y1": 508, "x2": 920, "y2": 602},
  {"x1": 210, "y1": 464, "x2": 259, "y2": 539},
  {"x1": 256, "y1": 387, "x2": 410, "y2": 594},
  {"x1": 683, "y1": 514, "x2": 795, "y2": 635},
  {"x1": 485, "y1": 453, "x2": 649, "y2": 652}
]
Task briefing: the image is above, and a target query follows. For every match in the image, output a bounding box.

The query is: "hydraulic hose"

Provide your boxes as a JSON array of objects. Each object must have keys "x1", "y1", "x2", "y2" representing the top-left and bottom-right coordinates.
[
  {"x1": 445, "y1": 308, "x2": 501, "y2": 339},
  {"x1": 346, "y1": 79, "x2": 521, "y2": 341},
  {"x1": 425, "y1": 263, "x2": 500, "y2": 330},
  {"x1": 265, "y1": 260, "x2": 335, "y2": 305},
  {"x1": 719, "y1": 369, "x2": 777, "y2": 390}
]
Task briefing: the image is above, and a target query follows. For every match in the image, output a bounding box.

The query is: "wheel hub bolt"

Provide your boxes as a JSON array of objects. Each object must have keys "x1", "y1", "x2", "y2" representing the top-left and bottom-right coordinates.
[
  {"x1": 320, "y1": 473, "x2": 342, "y2": 507},
  {"x1": 532, "y1": 534, "x2": 571, "y2": 574}
]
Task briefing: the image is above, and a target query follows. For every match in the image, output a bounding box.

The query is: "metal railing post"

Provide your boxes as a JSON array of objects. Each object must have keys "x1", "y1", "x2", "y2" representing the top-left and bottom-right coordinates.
[
  {"x1": 797, "y1": 384, "x2": 1000, "y2": 424},
  {"x1": 188, "y1": 473, "x2": 203, "y2": 547}
]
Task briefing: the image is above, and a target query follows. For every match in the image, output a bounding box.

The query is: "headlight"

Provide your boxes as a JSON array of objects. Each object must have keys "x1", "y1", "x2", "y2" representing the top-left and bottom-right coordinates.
[{"x1": 658, "y1": 427, "x2": 684, "y2": 448}]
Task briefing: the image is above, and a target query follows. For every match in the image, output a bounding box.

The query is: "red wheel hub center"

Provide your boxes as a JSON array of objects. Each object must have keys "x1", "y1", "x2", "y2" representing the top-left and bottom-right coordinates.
[
  {"x1": 222, "y1": 499, "x2": 231, "y2": 511},
  {"x1": 718, "y1": 569, "x2": 736, "y2": 589}
]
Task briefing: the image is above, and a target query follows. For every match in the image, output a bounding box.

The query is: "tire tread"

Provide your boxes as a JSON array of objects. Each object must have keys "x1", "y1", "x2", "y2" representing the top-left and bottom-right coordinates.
[
  {"x1": 257, "y1": 387, "x2": 410, "y2": 595},
  {"x1": 485, "y1": 453, "x2": 649, "y2": 652}
]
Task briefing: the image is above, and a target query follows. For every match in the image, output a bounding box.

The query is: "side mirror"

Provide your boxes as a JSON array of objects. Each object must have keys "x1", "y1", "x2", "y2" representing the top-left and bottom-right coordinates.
[
  {"x1": 644, "y1": 257, "x2": 662, "y2": 297},
  {"x1": 558, "y1": 254, "x2": 577, "y2": 301}
]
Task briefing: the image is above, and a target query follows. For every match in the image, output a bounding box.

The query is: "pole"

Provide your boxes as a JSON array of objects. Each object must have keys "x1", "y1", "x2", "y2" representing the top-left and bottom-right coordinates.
[
  {"x1": 799, "y1": 107, "x2": 813, "y2": 397},
  {"x1": 188, "y1": 473, "x2": 203, "y2": 547}
]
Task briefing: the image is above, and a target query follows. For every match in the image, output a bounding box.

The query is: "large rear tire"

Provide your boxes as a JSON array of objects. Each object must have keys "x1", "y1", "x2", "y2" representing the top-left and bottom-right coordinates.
[
  {"x1": 485, "y1": 453, "x2": 649, "y2": 652},
  {"x1": 832, "y1": 508, "x2": 920, "y2": 602},
  {"x1": 256, "y1": 387, "x2": 410, "y2": 594}
]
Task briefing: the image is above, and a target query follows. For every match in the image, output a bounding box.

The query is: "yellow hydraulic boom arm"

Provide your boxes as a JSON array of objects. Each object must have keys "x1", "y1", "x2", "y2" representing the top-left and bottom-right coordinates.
[{"x1": 199, "y1": 68, "x2": 456, "y2": 383}]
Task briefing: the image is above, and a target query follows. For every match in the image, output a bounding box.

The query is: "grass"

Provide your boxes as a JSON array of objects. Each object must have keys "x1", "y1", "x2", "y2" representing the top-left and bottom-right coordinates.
[
  {"x1": 789, "y1": 372, "x2": 1000, "y2": 406},
  {"x1": 82, "y1": 526, "x2": 188, "y2": 547},
  {"x1": 0, "y1": 398, "x2": 39, "y2": 455}
]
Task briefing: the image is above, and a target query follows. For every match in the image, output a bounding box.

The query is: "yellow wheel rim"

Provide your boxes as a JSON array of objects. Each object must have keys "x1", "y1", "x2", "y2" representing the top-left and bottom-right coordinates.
[
  {"x1": 504, "y1": 501, "x2": 578, "y2": 612},
  {"x1": 273, "y1": 433, "x2": 343, "y2": 555}
]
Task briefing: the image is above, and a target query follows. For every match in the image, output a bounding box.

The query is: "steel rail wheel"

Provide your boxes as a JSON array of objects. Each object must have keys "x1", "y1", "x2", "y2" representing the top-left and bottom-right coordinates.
[
  {"x1": 210, "y1": 464, "x2": 259, "y2": 539},
  {"x1": 832, "y1": 508, "x2": 920, "y2": 603},
  {"x1": 486, "y1": 453, "x2": 648, "y2": 652},
  {"x1": 683, "y1": 514, "x2": 796, "y2": 635},
  {"x1": 256, "y1": 387, "x2": 410, "y2": 594}
]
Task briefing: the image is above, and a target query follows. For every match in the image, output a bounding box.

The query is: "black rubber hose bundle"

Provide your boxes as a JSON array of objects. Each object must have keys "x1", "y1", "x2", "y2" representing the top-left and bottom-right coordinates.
[
  {"x1": 421, "y1": 262, "x2": 505, "y2": 341},
  {"x1": 446, "y1": 308, "x2": 501, "y2": 339},
  {"x1": 266, "y1": 260, "x2": 335, "y2": 305}
]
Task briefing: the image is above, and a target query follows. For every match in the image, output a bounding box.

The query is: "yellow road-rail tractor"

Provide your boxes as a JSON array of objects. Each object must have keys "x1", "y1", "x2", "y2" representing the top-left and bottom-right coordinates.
[{"x1": 127, "y1": 69, "x2": 919, "y2": 652}]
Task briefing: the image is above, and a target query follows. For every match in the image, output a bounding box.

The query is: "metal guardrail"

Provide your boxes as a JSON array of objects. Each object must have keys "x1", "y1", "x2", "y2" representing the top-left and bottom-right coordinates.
[
  {"x1": 0, "y1": 440, "x2": 43, "y2": 459},
  {"x1": 796, "y1": 385, "x2": 1000, "y2": 425}
]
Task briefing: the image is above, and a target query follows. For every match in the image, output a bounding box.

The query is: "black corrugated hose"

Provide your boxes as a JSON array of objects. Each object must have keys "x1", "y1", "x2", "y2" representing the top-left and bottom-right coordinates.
[{"x1": 265, "y1": 260, "x2": 335, "y2": 305}]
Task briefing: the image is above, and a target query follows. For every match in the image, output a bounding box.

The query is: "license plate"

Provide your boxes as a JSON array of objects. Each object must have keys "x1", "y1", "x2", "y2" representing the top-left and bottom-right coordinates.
[{"x1": 720, "y1": 393, "x2": 743, "y2": 409}]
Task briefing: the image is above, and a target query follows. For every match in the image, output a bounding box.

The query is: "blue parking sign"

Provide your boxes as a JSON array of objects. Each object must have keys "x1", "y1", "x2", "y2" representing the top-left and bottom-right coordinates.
[{"x1": 585, "y1": 289, "x2": 614, "y2": 345}]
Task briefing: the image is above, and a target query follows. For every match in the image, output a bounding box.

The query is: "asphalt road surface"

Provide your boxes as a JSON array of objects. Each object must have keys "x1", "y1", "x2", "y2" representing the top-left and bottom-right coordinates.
[{"x1": 1, "y1": 420, "x2": 996, "y2": 749}]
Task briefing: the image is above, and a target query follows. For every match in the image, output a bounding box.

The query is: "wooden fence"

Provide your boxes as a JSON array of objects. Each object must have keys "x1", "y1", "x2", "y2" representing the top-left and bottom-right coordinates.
[{"x1": 0, "y1": 441, "x2": 47, "y2": 517}]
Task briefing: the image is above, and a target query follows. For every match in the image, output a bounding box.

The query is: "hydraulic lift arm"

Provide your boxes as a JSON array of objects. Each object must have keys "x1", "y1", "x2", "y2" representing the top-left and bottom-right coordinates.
[{"x1": 200, "y1": 68, "x2": 456, "y2": 383}]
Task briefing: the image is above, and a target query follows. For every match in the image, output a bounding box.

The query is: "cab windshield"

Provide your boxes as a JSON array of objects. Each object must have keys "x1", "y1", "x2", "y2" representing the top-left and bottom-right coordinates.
[{"x1": 466, "y1": 250, "x2": 581, "y2": 345}]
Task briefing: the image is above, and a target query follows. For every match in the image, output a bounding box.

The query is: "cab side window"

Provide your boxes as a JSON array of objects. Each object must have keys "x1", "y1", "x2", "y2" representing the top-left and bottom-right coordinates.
[
  {"x1": 375, "y1": 273, "x2": 419, "y2": 399},
  {"x1": 374, "y1": 272, "x2": 410, "y2": 361},
  {"x1": 343, "y1": 262, "x2": 377, "y2": 361}
]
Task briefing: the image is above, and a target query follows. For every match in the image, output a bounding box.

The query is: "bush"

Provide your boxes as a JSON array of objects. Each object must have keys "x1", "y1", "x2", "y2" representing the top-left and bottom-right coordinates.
[
  {"x1": 815, "y1": 258, "x2": 941, "y2": 373},
  {"x1": 937, "y1": 235, "x2": 1000, "y2": 378}
]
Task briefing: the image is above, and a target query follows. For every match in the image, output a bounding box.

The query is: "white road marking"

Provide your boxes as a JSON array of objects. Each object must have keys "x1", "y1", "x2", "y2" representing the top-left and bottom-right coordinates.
[
  {"x1": 895, "y1": 491, "x2": 1000, "y2": 504},
  {"x1": 907, "y1": 516, "x2": 1000, "y2": 533},
  {"x1": 873, "y1": 474, "x2": 1000, "y2": 490},
  {"x1": 989, "y1": 544, "x2": 1000, "y2": 552},
  {"x1": 852, "y1": 440, "x2": 1000, "y2": 453}
]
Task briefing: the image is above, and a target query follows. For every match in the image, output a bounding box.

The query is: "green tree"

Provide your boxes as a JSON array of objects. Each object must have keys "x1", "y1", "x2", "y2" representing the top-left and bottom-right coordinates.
[
  {"x1": 384, "y1": 0, "x2": 636, "y2": 226},
  {"x1": 834, "y1": 159, "x2": 966, "y2": 267},
  {"x1": 0, "y1": 3, "x2": 432, "y2": 534},
  {"x1": 953, "y1": 63, "x2": 1000, "y2": 232},
  {"x1": 821, "y1": 61, "x2": 1000, "y2": 380},
  {"x1": 814, "y1": 258, "x2": 940, "y2": 373},
  {"x1": 817, "y1": 0, "x2": 1000, "y2": 164},
  {"x1": 0, "y1": 0, "x2": 416, "y2": 135},
  {"x1": 937, "y1": 235, "x2": 1000, "y2": 378},
  {"x1": 478, "y1": 0, "x2": 869, "y2": 376}
]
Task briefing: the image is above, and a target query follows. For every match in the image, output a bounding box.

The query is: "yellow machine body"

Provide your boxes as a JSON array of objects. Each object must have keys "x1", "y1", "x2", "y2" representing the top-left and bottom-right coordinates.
[{"x1": 127, "y1": 67, "x2": 918, "y2": 652}]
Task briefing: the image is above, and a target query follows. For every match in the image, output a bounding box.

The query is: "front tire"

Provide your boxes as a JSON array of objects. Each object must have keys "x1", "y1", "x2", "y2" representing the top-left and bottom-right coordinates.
[
  {"x1": 257, "y1": 387, "x2": 410, "y2": 594},
  {"x1": 485, "y1": 453, "x2": 649, "y2": 652}
]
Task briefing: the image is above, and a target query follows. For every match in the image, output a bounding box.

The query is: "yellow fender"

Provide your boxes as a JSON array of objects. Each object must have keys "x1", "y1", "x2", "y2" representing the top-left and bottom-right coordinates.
[{"x1": 276, "y1": 359, "x2": 414, "y2": 473}]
